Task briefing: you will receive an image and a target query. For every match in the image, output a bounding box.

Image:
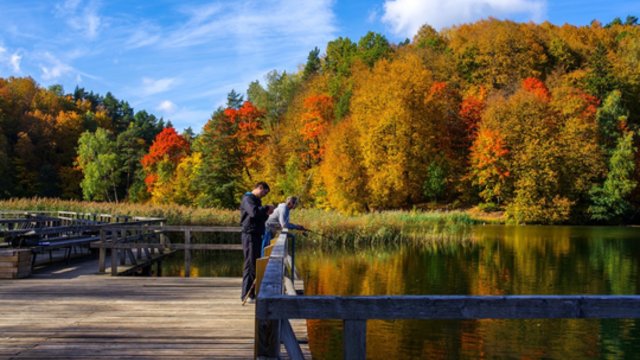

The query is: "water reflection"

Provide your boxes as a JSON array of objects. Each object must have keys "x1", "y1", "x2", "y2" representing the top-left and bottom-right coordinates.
[
  {"x1": 161, "y1": 232, "x2": 243, "y2": 277},
  {"x1": 297, "y1": 225, "x2": 640, "y2": 359}
]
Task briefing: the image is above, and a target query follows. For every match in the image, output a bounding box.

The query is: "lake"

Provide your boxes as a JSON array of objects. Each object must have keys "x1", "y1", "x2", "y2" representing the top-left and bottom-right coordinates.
[{"x1": 161, "y1": 225, "x2": 640, "y2": 359}]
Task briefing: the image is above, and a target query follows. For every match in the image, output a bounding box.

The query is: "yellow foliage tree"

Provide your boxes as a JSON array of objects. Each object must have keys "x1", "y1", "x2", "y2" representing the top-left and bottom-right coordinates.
[
  {"x1": 351, "y1": 52, "x2": 435, "y2": 208},
  {"x1": 320, "y1": 118, "x2": 368, "y2": 213}
]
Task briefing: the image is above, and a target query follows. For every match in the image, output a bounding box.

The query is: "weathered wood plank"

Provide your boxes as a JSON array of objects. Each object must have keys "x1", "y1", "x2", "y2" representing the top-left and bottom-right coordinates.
[
  {"x1": 0, "y1": 275, "x2": 310, "y2": 359},
  {"x1": 92, "y1": 243, "x2": 242, "y2": 250},
  {"x1": 281, "y1": 319, "x2": 304, "y2": 360},
  {"x1": 105, "y1": 225, "x2": 241, "y2": 232},
  {"x1": 184, "y1": 229, "x2": 191, "y2": 277},
  {"x1": 343, "y1": 319, "x2": 366, "y2": 360},
  {"x1": 257, "y1": 295, "x2": 640, "y2": 320}
]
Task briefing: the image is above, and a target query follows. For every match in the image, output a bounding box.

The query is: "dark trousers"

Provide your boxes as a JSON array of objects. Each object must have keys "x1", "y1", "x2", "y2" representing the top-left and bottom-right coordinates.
[{"x1": 241, "y1": 232, "x2": 262, "y2": 300}]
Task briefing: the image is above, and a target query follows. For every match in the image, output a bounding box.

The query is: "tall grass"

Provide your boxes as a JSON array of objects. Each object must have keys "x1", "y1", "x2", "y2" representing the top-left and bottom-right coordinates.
[
  {"x1": 1, "y1": 198, "x2": 483, "y2": 244},
  {"x1": 0, "y1": 198, "x2": 237, "y2": 225},
  {"x1": 296, "y1": 208, "x2": 477, "y2": 245}
]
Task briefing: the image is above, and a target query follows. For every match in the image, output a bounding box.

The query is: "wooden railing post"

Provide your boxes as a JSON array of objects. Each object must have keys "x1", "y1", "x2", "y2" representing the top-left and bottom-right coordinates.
[
  {"x1": 256, "y1": 233, "x2": 289, "y2": 359},
  {"x1": 281, "y1": 320, "x2": 304, "y2": 360},
  {"x1": 344, "y1": 320, "x2": 366, "y2": 360},
  {"x1": 98, "y1": 228, "x2": 106, "y2": 273},
  {"x1": 110, "y1": 228, "x2": 119, "y2": 276},
  {"x1": 184, "y1": 229, "x2": 191, "y2": 278},
  {"x1": 159, "y1": 221, "x2": 167, "y2": 246},
  {"x1": 119, "y1": 228, "x2": 126, "y2": 266}
]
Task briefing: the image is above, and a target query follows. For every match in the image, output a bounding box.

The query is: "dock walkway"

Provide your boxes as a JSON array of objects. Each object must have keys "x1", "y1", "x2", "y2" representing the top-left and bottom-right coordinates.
[{"x1": 0, "y1": 264, "x2": 308, "y2": 359}]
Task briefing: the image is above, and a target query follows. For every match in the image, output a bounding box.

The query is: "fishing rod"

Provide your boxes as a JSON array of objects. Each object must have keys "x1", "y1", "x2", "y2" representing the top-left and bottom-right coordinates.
[{"x1": 301, "y1": 228, "x2": 333, "y2": 241}]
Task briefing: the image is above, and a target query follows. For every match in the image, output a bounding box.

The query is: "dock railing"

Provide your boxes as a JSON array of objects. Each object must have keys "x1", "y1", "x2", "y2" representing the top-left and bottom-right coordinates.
[
  {"x1": 1, "y1": 211, "x2": 166, "y2": 265},
  {"x1": 96, "y1": 224, "x2": 242, "y2": 276},
  {"x1": 256, "y1": 231, "x2": 640, "y2": 360}
]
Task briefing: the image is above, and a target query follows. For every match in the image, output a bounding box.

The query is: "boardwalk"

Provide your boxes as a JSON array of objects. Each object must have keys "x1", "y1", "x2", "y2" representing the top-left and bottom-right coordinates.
[{"x1": 0, "y1": 262, "x2": 308, "y2": 359}]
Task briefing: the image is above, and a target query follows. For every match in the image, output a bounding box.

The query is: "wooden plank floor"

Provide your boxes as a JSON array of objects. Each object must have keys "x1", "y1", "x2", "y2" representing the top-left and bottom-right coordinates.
[{"x1": 0, "y1": 275, "x2": 309, "y2": 359}]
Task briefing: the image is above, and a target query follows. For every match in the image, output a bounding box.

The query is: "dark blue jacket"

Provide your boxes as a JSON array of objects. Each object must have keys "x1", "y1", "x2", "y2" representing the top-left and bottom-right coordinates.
[{"x1": 240, "y1": 192, "x2": 269, "y2": 234}]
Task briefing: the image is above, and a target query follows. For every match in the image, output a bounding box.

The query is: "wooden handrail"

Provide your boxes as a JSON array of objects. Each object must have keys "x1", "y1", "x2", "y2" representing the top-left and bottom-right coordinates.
[
  {"x1": 257, "y1": 294, "x2": 640, "y2": 320},
  {"x1": 98, "y1": 224, "x2": 243, "y2": 276},
  {"x1": 256, "y1": 231, "x2": 640, "y2": 360}
]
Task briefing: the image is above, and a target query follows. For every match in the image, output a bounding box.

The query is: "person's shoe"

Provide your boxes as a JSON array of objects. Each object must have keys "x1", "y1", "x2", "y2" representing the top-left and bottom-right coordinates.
[{"x1": 248, "y1": 298, "x2": 256, "y2": 304}]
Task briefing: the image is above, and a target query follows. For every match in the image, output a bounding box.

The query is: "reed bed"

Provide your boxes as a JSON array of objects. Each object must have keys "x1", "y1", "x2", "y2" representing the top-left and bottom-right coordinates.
[
  {"x1": 296, "y1": 209, "x2": 477, "y2": 246},
  {"x1": 0, "y1": 198, "x2": 237, "y2": 225},
  {"x1": 1, "y1": 198, "x2": 484, "y2": 244}
]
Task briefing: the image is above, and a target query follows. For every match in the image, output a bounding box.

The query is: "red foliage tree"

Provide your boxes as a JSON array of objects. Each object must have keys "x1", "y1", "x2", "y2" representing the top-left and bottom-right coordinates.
[
  {"x1": 522, "y1": 77, "x2": 550, "y2": 101},
  {"x1": 224, "y1": 101, "x2": 265, "y2": 174},
  {"x1": 300, "y1": 94, "x2": 334, "y2": 166},
  {"x1": 141, "y1": 127, "x2": 190, "y2": 194},
  {"x1": 141, "y1": 127, "x2": 190, "y2": 168}
]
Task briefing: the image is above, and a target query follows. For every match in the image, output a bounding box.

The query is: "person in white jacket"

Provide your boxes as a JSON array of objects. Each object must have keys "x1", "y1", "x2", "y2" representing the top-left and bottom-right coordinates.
[{"x1": 261, "y1": 196, "x2": 306, "y2": 255}]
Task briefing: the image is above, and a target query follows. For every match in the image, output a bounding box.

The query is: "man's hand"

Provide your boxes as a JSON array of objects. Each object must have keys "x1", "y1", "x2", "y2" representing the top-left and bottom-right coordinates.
[{"x1": 266, "y1": 205, "x2": 275, "y2": 215}]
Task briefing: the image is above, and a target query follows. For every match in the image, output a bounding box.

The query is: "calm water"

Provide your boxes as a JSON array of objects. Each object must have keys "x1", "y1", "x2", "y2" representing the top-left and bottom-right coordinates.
[
  {"x1": 160, "y1": 225, "x2": 640, "y2": 359},
  {"x1": 296, "y1": 225, "x2": 640, "y2": 359}
]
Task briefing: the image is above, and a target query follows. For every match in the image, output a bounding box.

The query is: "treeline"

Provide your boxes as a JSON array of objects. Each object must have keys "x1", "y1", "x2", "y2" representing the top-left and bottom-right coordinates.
[
  {"x1": 2, "y1": 17, "x2": 640, "y2": 224},
  {"x1": 0, "y1": 79, "x2": 166, "y2": 201}
]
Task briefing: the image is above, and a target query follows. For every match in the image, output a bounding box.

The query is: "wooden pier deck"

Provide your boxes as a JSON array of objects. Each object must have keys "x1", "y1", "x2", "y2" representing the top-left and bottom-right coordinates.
[{"x1": 0, "y1": 270, "x2": 309, "y2": 359}]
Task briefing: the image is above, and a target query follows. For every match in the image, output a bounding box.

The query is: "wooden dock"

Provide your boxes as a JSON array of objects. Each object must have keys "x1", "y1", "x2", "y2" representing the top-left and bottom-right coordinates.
[{"x1": 0, "y1": 273, "x2": 309, "y2": 359}]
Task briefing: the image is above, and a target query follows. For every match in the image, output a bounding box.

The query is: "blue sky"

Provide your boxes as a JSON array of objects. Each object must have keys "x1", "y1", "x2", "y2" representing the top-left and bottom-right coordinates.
[{"x1": 0, "y1": 0, "x2": 638, "y2": 132}]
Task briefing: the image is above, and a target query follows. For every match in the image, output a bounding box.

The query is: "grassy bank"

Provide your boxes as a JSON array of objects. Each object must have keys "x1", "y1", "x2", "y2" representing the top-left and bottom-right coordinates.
[
  {"x1": 0, "y1": 198, "x2": 238, "y2": 225},
  {"x1": 0, "y1": 198, "x2": 495, "y2": 243}
]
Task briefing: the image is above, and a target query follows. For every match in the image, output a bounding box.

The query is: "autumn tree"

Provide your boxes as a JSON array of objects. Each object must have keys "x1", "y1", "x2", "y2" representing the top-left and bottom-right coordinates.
[
  {"x1": 194, "y1": 99, "x2": 265, "y2": 208},
  {"x1": 76, "y1": 128, "x2": 121, "y2": 202},
  {"x1": 469, "y1": 128, "x2": 510, "y2": 205},
  {"x1": 171, "y1": 153, "x2": 203, "y2": 205},
  {"x1": 141, "y1": 127, "x2": 190, "y2": 204},
  {"x1": 0, "y1": 131, "x2": 11, "y2": 198},
  {"x1": 459, "y1": 86, "x2": 487, "y2": 145},
  {"x1": 356, "y1": 31, "x2": 392, "y2": 68},
  {"x1": 247, "y1": 70, "x2": 300, "y2": 131},
  {"x1": 350, "y1": 52, "x2": 455, "y2": 208},
  {"x1": 589, "y1": 130, "x2": 637, "y2": 222},
  {"x1": 476, "y1": 78, "x2": 604, "y2": 223},
  {"x1": 448, "y1": 19, "x2": 549, "y2": 88},
  {"x1": 300, "y1": 94, "x2": 334, "y2": 167},
  {"x1": 584, "y1": 43, "x2": 618, "y2": 100},
  {"x1": 324, "y1": 37, "x2": 358, "y2": 120},
  {"x1": 303, "y1": 47, "x2": 321, "y2": 79},
  {"x1": 319, "y1": 118, "x2": 368, "y2": 213}
]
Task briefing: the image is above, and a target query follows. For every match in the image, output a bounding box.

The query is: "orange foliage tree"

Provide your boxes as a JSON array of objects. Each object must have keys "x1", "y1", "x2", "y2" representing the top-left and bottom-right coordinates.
[
  {"x1": 473, "y1": 78, "x2": 604, "y2": 222},
  {"x1": 141, "y1": 127, "x2": 190, "y2": 203},
  {"x1": 319, "y1": 118, "x2": 368, "y2": 213},
  {"x1": 300, "y1": 94, "x2": 334, "y2": 167},
  {"x1": 469, "y1": 128, "x2": 510, "y2": 204},
  {"x1": 224, "y1": 101, "x2": 267, "y2": 178}
]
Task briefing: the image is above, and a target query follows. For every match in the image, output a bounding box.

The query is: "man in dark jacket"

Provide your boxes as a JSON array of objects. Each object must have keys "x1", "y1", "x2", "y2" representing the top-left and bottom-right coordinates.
[{"x1": 240, "y1": 181, "x2": 273, "y2": 302}]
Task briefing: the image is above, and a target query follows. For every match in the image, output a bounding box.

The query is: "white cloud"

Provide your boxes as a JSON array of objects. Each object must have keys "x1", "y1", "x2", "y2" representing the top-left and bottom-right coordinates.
[
  {"x1": 10, "y1": 53, "x2": 21, "y2": 72},
  {"x1": 382, "y1": 0, "x2": 546, "y2": 37},
  {"x1": 157, "y1": 100, "x2": 177, "y2": 113},
  {"x1": 125, "y1": 25, "x2": 161, "y2": 49},
  {"x1": 163, "y1": 0, "x2": 336, "y2": 49},
  {"x1": 169, "y1": 108, "x2": 214, "y2": 131},
  {"x1": 55, "y1": 0, "x2": 102, "y2": 39},
  {"x1": 0, "y1": 46, "x2": 22, "y2": 73},
  {"x1": 85, "y1": 13, "x2": 101, "y2": 38},
  {"x1": 141, "y1": 77, "x2": 177, "y2": 96},
  {"x1": 40, "y1": 52, "x2": 74, "y2": 80}
]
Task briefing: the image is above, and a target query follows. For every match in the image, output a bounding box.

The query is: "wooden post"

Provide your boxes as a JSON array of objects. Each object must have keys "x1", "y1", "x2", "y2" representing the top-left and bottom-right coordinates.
[
  {"x1": 159, "y1": 221, "x2": 167, "y2": 246},
  {"x1": 110, "y1": 229, "x2": 118, "y2": 276},
  {"x1": 256, "y1": 235, "x2": 286, "y2": 359},
  {"x1": 280, "y1": 320, "x2": 304, "y2": 360},
  {"x1": 119, "y1": 229, "x2": 126, "y2": 266},
  {"x1": 98, "y1": 228, "x2": 106, "y2": 273},
  {"x1": 184, "y1": 229, "x2": 191, "y2": 278},
  {"x1": 344, "y1": 320, "x2": 366, "y2": 360}
]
